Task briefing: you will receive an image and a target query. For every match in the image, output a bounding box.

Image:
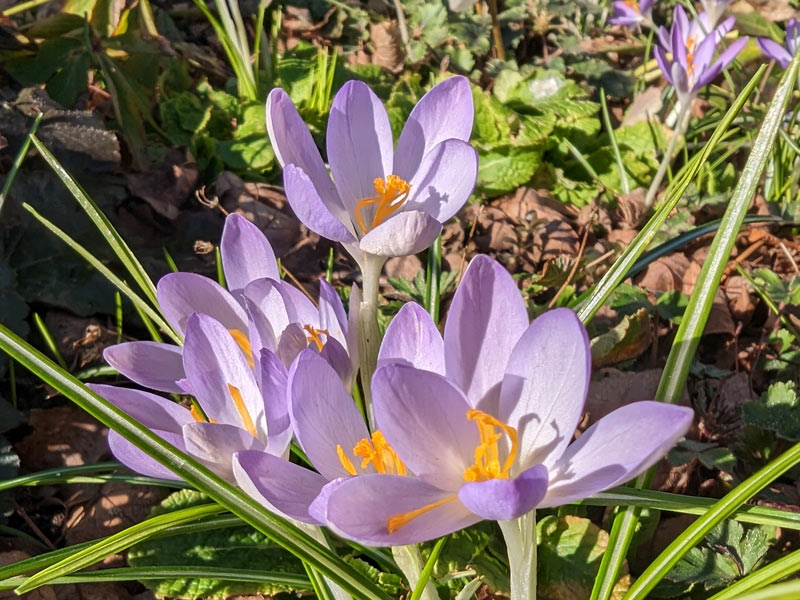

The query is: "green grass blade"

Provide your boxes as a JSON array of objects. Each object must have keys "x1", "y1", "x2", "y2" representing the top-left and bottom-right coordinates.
[
  {"x1": 29, "y1": 135, "x2": 162, "y2": 311},
  {"x1": 0, "y1": 112, "x2": 41, "y2": 215},
  {"x1": 621, "y1": 54, "x2": 800, "y2": 600},
  {"x1": 425, "y1": 235, "x2": 442, "y2": 322},
  {"x1": 0, "y1": 463, "x2": 122, "y2": 492},
  {"x1": 576, "y1": 65, "x2": 766, "y2": 325},
  {"x1": 32, "y1": 313, "x2": 67, "y2": 369},
  {"x1": 410, "y1": 536, "x2": 447, "y2": 600},
  {"x1": 600, "y1": 90, "x2": 630, "y2": 194},
  {"x1": 14, "y1": 504, "x2": 225, "y2": 592},
  {"x1": 21, "y1": 203, "x2": 180, "y2": 344},
  {"x1": 709, "y1": 580, "x2": 800, "y2": 600},
  {"x1": 707, "y1": 548, "x2": 800, "y2": 600},
  {"x1": 0, "y1": 324, "x2": 392, "y2": 600},
  {"x1": 0, "y1": 567, "x2": 309, "y2": 590}
]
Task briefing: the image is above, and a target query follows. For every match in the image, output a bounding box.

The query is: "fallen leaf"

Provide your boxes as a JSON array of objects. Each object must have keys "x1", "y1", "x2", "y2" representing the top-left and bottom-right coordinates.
[
  {"x1": 590, "y1": 309, "x2": 653, "y2": 368},
  {"x1": 636, "y1": 253, "x2": 690, "y2": 293},
  {"x1": 371, "y1": 21, "x2": 404, "y2": 73},
  {"x1": 724, "y1": 275, "x2": 756, "y2": 322},
  {"x1": 128, "y1": 148, "x2": 198, "y2": 220}
]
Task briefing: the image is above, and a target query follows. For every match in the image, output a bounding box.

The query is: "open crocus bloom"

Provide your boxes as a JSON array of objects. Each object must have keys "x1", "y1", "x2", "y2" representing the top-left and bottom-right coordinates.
[
  {"x1": 308, "y1": 257, "x2": 693, "y2": 545},
  {"x1": 700, "y1": 0, "x2": 732, "y2": 27},
  {"x1": 758, "y1": 19, "x2": 800, "y2": 69},
  {"x1": 103, "y1": 213, "x2": 278, "y2": 393},
  {"x1": 655, "y1": 6, "x2": 747, "y2": 106},
  {"x1": 609, "y1": 0, "x2": 654, "y2": 28},
  {"x1": 104, "y1": 212, "x2": 356, "y2": 391},
  {"x1": 92, "y1": 313, "x2": 291, "y2": 482},
  {"x1": 266, "y1": 76, "x2": 478, "y2": 263},
  {"x1": 233, "y1": 349, "x2": 387, "y2": 524}
]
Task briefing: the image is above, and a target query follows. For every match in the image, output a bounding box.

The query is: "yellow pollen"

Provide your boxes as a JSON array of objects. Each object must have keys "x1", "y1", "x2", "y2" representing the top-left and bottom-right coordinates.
[
  {"x1": 624, "y1": 0, "x2": 640, "y2": 13},
  {"x1": 303, "y1": 324, "x2": 329, "y2": 352},
  {"x1": 190, "y1": 403, "x2": 206, "y2": 423},
  {"x1": 354, "y1": 175, "x2": 411, "y2": 234},
  {"x1": 227, "y1": 384, "x2": 258, "y2": 438},
  {"x1": 386, "y1": 496, "x2": 457, "y2": 533},
  {"x1": 337, "y1": 444, "x2": 358, "y2": 476},
  {"x1": 353, "y1": 431, "x2": 407, "y2": 475},
  {"x1": 463, "y1": 409, "x2": 518, "y2": 483},
  {"x1": 229, "y1": 329, "x2": 254, "y2": 368}
]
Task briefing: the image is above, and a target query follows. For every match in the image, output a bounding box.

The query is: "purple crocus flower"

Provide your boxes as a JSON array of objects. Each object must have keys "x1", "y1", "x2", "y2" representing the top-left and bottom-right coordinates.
[
  {"x1": 305, "y1": 257, "x2": 694, "y2": 545},
  {"x1": 266, "y1": 77, "x2": 478, "y2": 263},
  {"x1": 609, "y1": 0, "x2": 654, "y2": 29},
  {"x1": 91, "y1": 313, "x2": 292, "y2": 482},
  {"x1": 654, "y1": 6, "x2": 748, "y2": 106},
  {"x1": 104, "y1": 213, "x2": 356, "y2": 392},
  {"x1": 758, "y1": 19, "x2": 800, "y2": 68},
  {"x1": 701, "y1": 0, "x2": 733, "y2": 27}
]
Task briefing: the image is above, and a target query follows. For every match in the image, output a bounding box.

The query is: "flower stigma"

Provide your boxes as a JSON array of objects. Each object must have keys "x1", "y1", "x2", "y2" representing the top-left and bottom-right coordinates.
[
  {"x1": 386, "y1": 496, "x2": 457, "y2": 533},
  {"x1": 228, "y1": 329, "x2": 254, "y2": 368},
  {"x1": 227, "y1": 383, "x2": 258, "y2": 438},
  {"x1": 336, "y1": 430, "x2": 407, "y2": 476},
  {"x1": 354, "y1": 175, "x2": 411, "y2": 234},
  {"x1": 463, "y1": 409, "x2": 518, "y2": 482},
  {"x1": 303, "y1": 325, "x2": 329, "y2": 351}
]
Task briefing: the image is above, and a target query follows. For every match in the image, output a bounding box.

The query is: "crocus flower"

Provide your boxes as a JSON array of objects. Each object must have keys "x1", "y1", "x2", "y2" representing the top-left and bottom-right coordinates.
[
  {"x1": 758, "y1": 18, "x2": 800, "y2": 68},
  {"x1": 655, "y1": 6, "x2": 747, "y2": 106},
  {"x1": 91, "y1": 313, "x2": 291, "y2": 482},
  {"x1": 609, "y1": 0, "x2": 654, "y2": 29},
  {"x1": 307, "y1": 257, "x2": 693, "y2": 545},
  {"x1": 700, "y1": 0, "x2": 732, "y2": 27},
  {"x1": 266, "y1": 77, "x2": 478, "y2": 264},
  {"x1": 233, "y1": 349, "x2": 382, "y2": 524},
  {"x1": 104, "y1": 212, "x2": 356, "y2": 391}
]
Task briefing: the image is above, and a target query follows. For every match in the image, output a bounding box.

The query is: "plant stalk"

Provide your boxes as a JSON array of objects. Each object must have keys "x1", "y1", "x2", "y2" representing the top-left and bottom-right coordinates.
[
  {"x1": 358, "y1": 254, "x2": 386, "y2": 430},
  {"x1": 643, "y1": 102, "x2": 691, "y2": 210},
  {"x1": 499, "y1": 511, "x2": 537, "y2": 600},
  {"x1": 392, "y1": 545, "x2": 439, "y2": 600},
  {"x1": 487, "y1": 0, "x2": 506, "y2": 61}
]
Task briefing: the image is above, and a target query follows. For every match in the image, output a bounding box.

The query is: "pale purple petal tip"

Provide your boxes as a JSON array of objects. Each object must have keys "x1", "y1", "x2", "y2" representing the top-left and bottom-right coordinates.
[
  {"x1": 458, "y1": 464, "x2": 549, "y2": 521},
  {"x1": 221, "y1": 213, "x2": 279, "y2": 294},
  {"x1": 103, "y1": 342, "x2": 185, "y2": 394}
]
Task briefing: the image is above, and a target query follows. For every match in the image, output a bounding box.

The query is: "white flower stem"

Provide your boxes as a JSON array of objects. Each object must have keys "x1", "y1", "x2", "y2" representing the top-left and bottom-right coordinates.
[
  {"x1": 358, "y1": 254, "x2": 386, "y2": 430},
  {"x1": 643, "y1": 101, "x2": 692, "y2": 210},
  {"x1": 499, "y1": 511, "x2": 537, "y2": 600},
  {"x1": 392, "y1": 544, "x2": 439, "y2": 600}
]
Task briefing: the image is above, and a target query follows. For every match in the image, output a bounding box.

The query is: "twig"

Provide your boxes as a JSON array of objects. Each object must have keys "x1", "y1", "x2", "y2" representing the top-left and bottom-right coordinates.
[
  {"x1": 779, "y1": 241, "x2": 800, "y2": 277},
  {"x1": 280, "y1": 262, "x2": 318, "y2": 305},
  {"x1": 12, "y1": 501, "x2": 56, "y2": 551},
  {"x1": 548, "y1": 224, "x2": 590, "y2": 308},
  {"x1": 487, "y1": 0, "x2": 506, "y2": 61}
]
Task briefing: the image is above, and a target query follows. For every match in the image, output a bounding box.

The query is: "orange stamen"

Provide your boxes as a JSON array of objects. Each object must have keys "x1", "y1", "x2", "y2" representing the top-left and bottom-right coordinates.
[
  {"x1": 463, "y1": 409, "x2": 518, "y2": 483},
  {"x1": 386, "y1": 496, "x2": 457, "y2": 533},
  {"x1": 227, "y1": 384, "x2": 257, "y2": 438},
  {"x1": 337, "y1": 444, "x2": 358, "y2": 476},
  {"x1": 353, "y1": 431, "x2": 407, "y2": 476},
  {"x1": 190, "y1": 403, "x2": 207, "y2": 423},
  {"x1": 303, "y1": 324, "x2": 329, "y2": 351},
  {"x1": 229, "y1": 329, "x2": 254, "y2": 368},
  {"x1": 354, "y1": 175, "x2": 411, "y2": 234}
]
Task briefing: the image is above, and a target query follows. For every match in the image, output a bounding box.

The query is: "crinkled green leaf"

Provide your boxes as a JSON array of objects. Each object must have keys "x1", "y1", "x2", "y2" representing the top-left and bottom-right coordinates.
[{"x1": 743, "y1": 381, "x2": 800, "y2": 440}]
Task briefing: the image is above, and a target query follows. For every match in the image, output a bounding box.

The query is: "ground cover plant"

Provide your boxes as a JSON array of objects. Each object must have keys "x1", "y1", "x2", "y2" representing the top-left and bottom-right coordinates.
[{"x1": 4, "y1": 0, "x2": 800, "y2": 599}]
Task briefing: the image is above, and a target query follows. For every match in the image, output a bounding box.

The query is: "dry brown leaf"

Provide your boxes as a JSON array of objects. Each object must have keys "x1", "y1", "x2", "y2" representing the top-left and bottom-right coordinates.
[
  {"x1": 128, "y1": 148, "x2": 198, "y2": 220},
  {"x1": 725, "y1": 275, "x2": 756, "y2": 322},
  {"x1": 64, "y1": 482, "x2": 162, "y2": 545},
  {"x1": 371, "y1": 21, "x2": 404, "y2": 73},
  {"x1": 0, "y1": 552, "x2": 57, "y2": 600},
  {"x1": 16, "y1": 406, "x2": 108, "y2": 471},
  {"x1": 385, "y1": 255, "x2": 423, "y2": 282},
  {"x1": 636, "y1": 253, "x2": 690, "y2": 293}
]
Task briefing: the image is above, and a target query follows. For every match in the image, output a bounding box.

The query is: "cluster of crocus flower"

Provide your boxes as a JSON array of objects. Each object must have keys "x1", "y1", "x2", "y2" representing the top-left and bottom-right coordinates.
[
  {"x1": 609, "y1": 0, "x2": 655, "y2": 29},
  {"x1": 98, "y1": 77, "x2": 695, "y2": 600}
]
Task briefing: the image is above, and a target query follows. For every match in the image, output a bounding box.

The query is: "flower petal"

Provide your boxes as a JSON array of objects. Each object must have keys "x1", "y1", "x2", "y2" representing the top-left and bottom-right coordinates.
[
  {"x1": 323, "y1": 474, "x2": 480, "y2": 546},
  {"x1": 266, "y1": 88, "x2": 345, "y2": 218},
  {"x1": 404, "y1": 139, "x2": 477, "y2": 223},
  {"x1": 358, "y1": 210, "x2": 442, "y2": 257},
  {"x1": 288, "y1": 349, "x2": 370, "y2": 480},
  {"x1": 157, "y1": 272, "x2": 247, "y2": 336},
  {"x1": 394, "y1": 76, "x2": 474, "y2": 180},
  {"x1": 108, "y1": 429, "x2": 185, "y2": 480},
  {"x1": 283, "y1": 165, "x2": 358, "y2": 243},
  {"x1": 221, "y1": 214, "x2": 279, "y2": 296},
  {"x1": 320, "y1": 337, "x2": 354, "y2": 388},
  {"x1": 233, "y1": 450, "x2": 328, "y2": 524},
  {"x1": 183, "y1": 313, "x2": 264, "y2": 431},
  {"x1": 372, "y1": 365, "x2": 477, "y2": 489},
  {"x1": 758, "y1": 38, "x2": 793, "y2": 68},
  {"x1": 457, "y1": 464, "x2": 548, "y2": 521},
  {"x1": 245, "y1": 278, "x2": 290, "y2": 338},
  {"x1": 695, "y1": 37, "x2": 749, "y2": 91},
  {"x1": 103, "y1": 342, "x2": 185, "y2": 394},
  {"x1": 259, "y1": 350, "x2": 292, "y2": 457},
  {"x1": 377, "y1": 302, "x2": 445, "y2": 375},
  {"x1": 318, "y1": 278, "x2": 348, "y2": 348},
  {"x1": 443, "y1": 255, "x2": 528, "y2": 412},
  {"x1": 539, "y1": 401, "x2": 694, "y2": 508},
  {"x1": 326, "y1": 80, "x2": 393, "y2": 216},
  {"x1": 183, "y1": 422, "x2": 265, "y2": 481},
  {"x1": 498, "y1": 308, "x2": 591, "y2": 471},
  {"x1": 88, "y1": 383, "x2": 193, "y2": 433}
]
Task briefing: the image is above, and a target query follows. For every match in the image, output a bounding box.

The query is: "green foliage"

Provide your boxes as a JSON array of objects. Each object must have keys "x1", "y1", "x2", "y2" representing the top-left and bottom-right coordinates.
[
  {"x1": 652, "y1": 521, "x2": 776, "y2": 598},
  {"x1": 743, "y1": 382, "x2": 800, "y2": 441},
  {"x1": 128, "y1": 490, "x2": 308, "y2": 599}
]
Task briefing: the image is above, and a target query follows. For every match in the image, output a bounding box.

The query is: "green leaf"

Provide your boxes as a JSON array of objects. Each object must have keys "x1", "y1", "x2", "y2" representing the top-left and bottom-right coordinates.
[
  {"x1": 477, "y1": 145, "x2": 544, "y2": 198},
  {"x1": 743, "y1": 382, "x2": 800, "y2": 440},
  {"x1": 46, "y1": 51, "x2": 90, "y2": 108},
  {"x1": 590, "y1": 308, "x2": 652, "y2": 367},
  {"x1": 430, "y1": 521, "x2": 509, "y2": 594},
  {"x1": 128, "y1": 490, "x2": 308, "y2": 599},
  {"x1": 538, "y1": 516, "x2": 628, "y2": 600}
]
